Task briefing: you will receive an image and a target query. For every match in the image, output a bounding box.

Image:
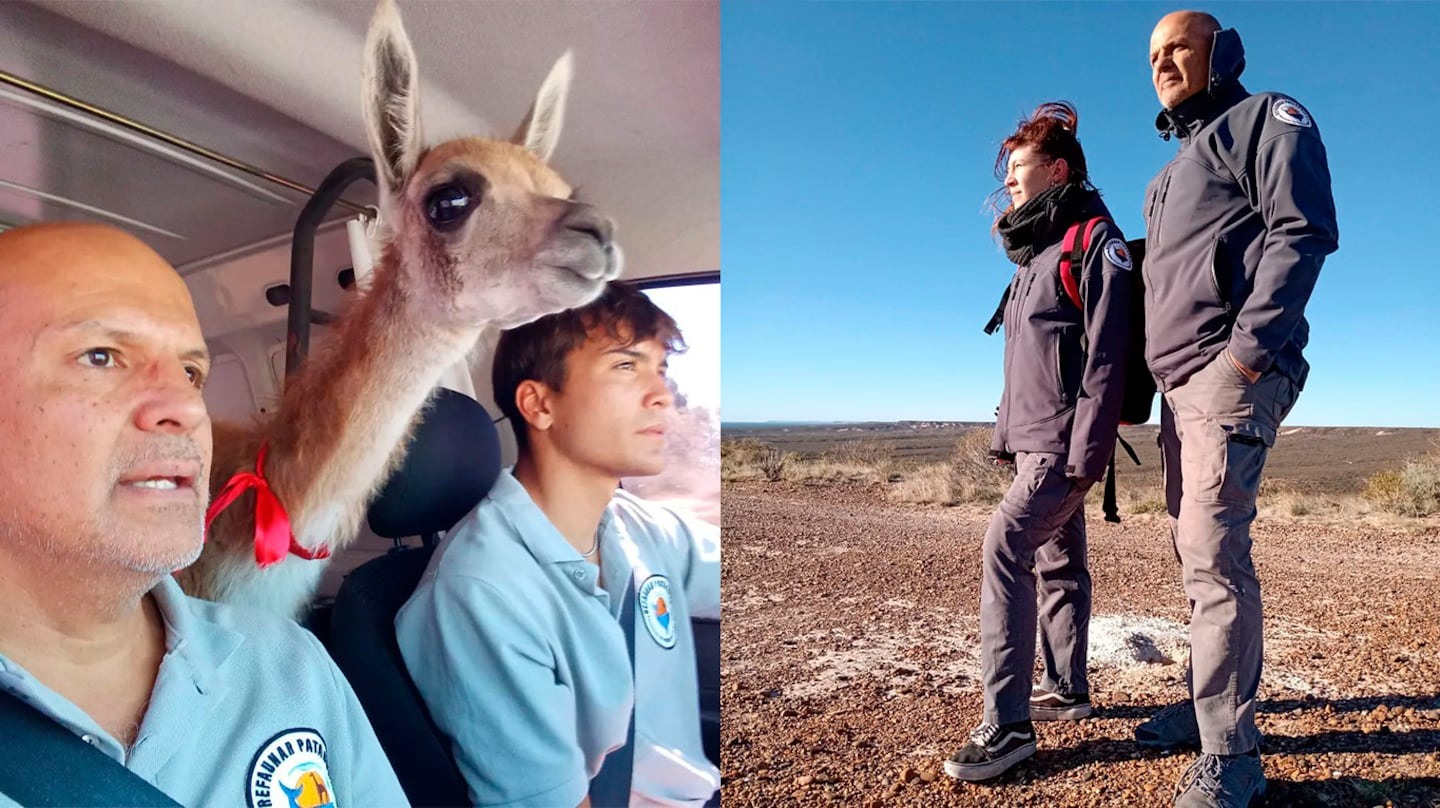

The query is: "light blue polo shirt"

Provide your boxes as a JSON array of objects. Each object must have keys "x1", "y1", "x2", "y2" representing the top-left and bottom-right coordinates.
[
  {"x1": 0, "y1": 576, "x2": 407, "y2": 808},
  {"x1": 396, "y1": 470, "x2": 721, "y2": 807}
]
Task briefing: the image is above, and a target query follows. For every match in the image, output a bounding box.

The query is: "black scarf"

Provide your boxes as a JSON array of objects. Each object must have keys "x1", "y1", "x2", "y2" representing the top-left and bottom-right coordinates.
[{"x1": 996, "y1": 183, "x2": 1100, "y2": 266}]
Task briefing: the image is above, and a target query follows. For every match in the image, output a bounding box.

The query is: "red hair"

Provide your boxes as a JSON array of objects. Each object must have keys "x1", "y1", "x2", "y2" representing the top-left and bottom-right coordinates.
[{"x1": 988, "y1": 101, "x2": 1093, "y2": 224}]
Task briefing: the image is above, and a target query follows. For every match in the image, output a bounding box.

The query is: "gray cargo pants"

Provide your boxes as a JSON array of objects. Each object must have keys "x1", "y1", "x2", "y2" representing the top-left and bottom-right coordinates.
[
  {"x1": 1159, "y1": 353, "x2": 1300, "y2": 755},
  {"x1": 980, "y1": 451, "x2": 1093, "y2": 725}
]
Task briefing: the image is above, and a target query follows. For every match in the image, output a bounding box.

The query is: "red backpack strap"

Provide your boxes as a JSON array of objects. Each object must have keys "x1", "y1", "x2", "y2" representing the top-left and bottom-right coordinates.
[
  {"x1": 1058, "y1": 216, "x2": 1107, "y2": 310},
  {"x1": 1082, "y1": 216, "x2": 1104, "y2": 249},
  {"x1": 1058, "y1": 223, "x2": 1083, "y2": 309}
]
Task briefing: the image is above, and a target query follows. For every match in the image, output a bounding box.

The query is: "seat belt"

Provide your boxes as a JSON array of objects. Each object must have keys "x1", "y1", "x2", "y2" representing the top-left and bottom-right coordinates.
[
  {"x1": 588, "y1": 575, "x2": 638, "y2": 808},
  {"x1": 0, "y1": 688, "x2": 182, "y2": 807}
]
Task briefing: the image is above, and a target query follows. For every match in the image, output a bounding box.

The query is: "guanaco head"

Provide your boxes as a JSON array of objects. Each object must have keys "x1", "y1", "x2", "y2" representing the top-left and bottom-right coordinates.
[{"x1": 361, "y1": 0, "x2": 621, "y2": 332}]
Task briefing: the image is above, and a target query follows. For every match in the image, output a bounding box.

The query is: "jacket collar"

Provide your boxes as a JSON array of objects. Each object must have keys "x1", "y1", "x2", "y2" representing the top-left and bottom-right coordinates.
[{"x1": 1155, "y1": 81, "x2": 1250, "y2": 142}]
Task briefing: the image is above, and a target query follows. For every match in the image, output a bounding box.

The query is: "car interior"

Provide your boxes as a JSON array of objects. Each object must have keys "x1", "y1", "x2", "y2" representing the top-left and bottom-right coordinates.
[{"x1": 0, "y1": 1, "x2": 719, "y2": 803}]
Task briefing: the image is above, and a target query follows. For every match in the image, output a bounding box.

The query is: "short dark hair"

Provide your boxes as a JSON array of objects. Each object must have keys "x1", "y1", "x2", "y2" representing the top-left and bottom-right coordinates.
[{"x1": 492, "y1": 282, "x2": 686, "y2": 451}]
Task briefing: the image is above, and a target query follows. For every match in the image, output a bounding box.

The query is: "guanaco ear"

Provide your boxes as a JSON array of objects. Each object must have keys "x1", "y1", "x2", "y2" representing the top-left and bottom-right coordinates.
[
  {"x1": 362, "y1": 0, "x2": 424, "y2": 196},
  {"x1": 510, "y1": 51, "x2": 573, "y2": 162}
]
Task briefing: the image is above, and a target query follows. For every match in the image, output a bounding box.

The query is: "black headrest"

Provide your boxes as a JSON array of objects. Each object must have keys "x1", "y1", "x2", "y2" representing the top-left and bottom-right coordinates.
[{"x1": 366, "y1": 388, "x2": 502, "y2": 539}]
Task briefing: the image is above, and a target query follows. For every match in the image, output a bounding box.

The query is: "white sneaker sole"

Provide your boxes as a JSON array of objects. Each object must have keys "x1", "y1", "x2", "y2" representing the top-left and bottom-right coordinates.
[
  {"x1": 1030, "y1": 702, "x2": 1092, "y2": 721},
  {"x1": 942, "y1": 741, "x2": 1036, "y2": 782}
]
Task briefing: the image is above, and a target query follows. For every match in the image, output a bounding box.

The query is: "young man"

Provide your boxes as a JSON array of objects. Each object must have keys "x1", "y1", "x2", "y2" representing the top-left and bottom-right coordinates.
[
  {"x1": 1141, "y1": 11, "x2": 1338, "y2": 807},
  {"x1": 396, "y1": 283, "x2": 721, "y2": 807},
  {"x1": 0, "y1": 223, "x2": 406, "y2": 806}
]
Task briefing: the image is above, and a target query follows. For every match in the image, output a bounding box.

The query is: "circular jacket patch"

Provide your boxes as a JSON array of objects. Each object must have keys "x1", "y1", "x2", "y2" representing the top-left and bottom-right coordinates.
[
  {"x1": 638, "y1": 574, "x2": 677, "y2": 649},
  {"x1": 1103, "y1": 239, "x2": 1132, "y2": 271},
  {"x1": 1271, "y1": 97, "x2": 1312, "y2": 128},
  {"x1": 247, "y1": 728, "x2": 337, "y2": 808}
]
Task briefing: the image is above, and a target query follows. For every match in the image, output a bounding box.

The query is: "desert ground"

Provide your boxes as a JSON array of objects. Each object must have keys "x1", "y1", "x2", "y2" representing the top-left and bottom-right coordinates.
[
  {"x1": 722, "y1": 423, "x2": 1440, "y2": 497},
  {"x1": 720, "y1": 424, "x2": 1440, "y2": 807}
]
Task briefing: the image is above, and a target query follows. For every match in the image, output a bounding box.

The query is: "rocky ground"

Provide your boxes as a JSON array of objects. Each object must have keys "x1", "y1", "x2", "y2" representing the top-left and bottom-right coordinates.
[{"x1": 720, "y1": 481, "x2": 1440, "y2": 807}]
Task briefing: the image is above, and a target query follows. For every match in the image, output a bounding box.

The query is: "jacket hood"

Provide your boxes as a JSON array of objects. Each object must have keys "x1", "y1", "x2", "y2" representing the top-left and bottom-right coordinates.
[{"x1": 1156, "y1": 27, "x2": 1248, "y2": 140}]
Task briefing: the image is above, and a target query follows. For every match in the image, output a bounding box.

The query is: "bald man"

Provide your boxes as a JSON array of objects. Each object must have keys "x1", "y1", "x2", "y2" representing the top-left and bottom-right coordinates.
[
  {"x1": 1140, "y1": 12, "x2": 1338, "y2": 807},
  {"x1": 0, "y1": 223, "x2": 406, "y2": 806}
]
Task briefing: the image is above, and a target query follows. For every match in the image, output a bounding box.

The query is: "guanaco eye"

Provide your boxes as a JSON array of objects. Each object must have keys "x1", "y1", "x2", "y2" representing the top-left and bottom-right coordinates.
[
  {"x1": 423, "y1": 171, "x2": 489, "y2": 232},
  {"x1": 424, "y1": 184, "x2": 475, "y2": 230}
]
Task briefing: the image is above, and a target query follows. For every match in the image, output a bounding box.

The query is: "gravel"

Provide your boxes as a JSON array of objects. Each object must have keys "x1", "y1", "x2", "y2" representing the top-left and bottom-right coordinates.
[{"x1": 721, "y1": 481, "x2": 1440, "y2": 807}]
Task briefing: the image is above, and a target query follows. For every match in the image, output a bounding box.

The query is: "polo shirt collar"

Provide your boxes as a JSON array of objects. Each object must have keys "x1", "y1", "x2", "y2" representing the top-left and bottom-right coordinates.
[
  {"x1": 489, "y1": 470, "x2": 618, "y2": 567},
  {"x1": 149, "y1": 575, "x2": 243, "y2": 696},
  {"x1": 0, "y1": 575, "x2": 244, "y2": 768}
]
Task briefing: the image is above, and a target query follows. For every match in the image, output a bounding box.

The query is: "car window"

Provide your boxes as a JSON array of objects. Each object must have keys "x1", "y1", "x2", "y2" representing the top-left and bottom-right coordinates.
[{"x1": 622, "y1": 279, "x2": 720, "y2": 525}]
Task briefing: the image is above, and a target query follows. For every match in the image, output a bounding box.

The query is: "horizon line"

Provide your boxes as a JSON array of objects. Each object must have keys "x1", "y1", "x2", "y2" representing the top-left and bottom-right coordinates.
[{"x1": 721, "y1": 419, "x2": 1440, "y2": 430}]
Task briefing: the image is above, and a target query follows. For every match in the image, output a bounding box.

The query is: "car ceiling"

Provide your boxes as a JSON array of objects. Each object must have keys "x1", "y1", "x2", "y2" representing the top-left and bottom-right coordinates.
[{"x1": 0, "y1": 0, "x2": 718, "y2": 281}]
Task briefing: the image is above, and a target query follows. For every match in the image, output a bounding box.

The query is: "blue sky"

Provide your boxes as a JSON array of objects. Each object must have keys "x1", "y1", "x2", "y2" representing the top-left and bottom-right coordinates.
[{"x1": 722, "y1": 1, "x2": 1440, "y2": 428}]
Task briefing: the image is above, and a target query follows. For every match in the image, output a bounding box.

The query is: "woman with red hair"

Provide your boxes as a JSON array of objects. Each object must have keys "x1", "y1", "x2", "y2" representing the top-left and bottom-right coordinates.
[{"x1": 945, "y1": 102, "x2": 1137, "y2": 782}]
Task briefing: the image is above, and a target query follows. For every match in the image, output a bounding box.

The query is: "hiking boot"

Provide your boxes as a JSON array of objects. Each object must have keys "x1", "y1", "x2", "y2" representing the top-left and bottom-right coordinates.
[
  {"x1": 1135, "y1": 700, "x2": 1201, "y2": 751},
  {"x1": 942, "y1": 720, "x2": 1036, "y2": 782},
  {"x1": 1174, "y1": 752, "x2": 1266, "y2": 807},
  {"x1": 1029, "y1": 689, "x2": 1092, "y2": 721}
]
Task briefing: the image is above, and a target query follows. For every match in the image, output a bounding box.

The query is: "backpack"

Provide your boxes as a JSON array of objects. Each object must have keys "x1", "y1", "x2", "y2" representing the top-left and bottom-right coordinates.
[
  {"x1": 1058, "y1": 218, "x2": 1156, "y2": 522},
  {"x1": 1057, "y1": 217, "x2": 1156, "y2": 427},
  {"x1": 984, "y1": 218, "x2": 1156, "y2": 522}
]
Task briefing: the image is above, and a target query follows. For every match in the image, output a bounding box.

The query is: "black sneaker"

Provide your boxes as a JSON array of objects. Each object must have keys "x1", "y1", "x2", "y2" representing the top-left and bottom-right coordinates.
[
  {"x1": 942, "y1": 720, "x2": 1036, "y2": 782},
  {"x1": 1029, "y1": 689, "x2": 1092, "y2": 721},
  {"x1": 1134, "y1": 700, "x2": 1201, "y2": 751}
]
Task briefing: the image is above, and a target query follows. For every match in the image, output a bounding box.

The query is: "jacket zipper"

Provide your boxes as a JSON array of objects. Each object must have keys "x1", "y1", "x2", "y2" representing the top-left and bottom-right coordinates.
[
  {"x1": 1150, "y1": 171, "x2": 1173, "y2": 249},
  {"x1": 1055, "y1": 337, "x2": 1066, "y2": 405},
  {"x1": 999, "y1": 268, "x2": 1021, "y2": 445},
  {"x1": 1209, "y1": 235, "x2": 1233, "y2": 315}
]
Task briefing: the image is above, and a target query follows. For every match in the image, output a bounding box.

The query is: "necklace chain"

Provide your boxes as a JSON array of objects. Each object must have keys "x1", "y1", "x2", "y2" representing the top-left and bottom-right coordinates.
[{"x1": 580, "y1": 526, "x2": 601, "y2": 558}]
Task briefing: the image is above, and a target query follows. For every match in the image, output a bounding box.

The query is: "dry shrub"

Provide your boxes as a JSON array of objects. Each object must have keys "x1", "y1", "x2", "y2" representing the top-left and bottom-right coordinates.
[
  {"x1": 1364, "y1": 470, "x2": 1403, "y2": 506},
  {"x1": 1269, "y1": 490, "x2": 1320, "y2": 518},
  {"x1": 831, "y1": 439, "x2": 894, "y2": 468},
  {"x1": 725, "y1": 437, "x2": 904, "y2": 486},
  {"x1": 721, "y1": 438, "x2": 766, "y2": 461},
  {"x1": 722, "y1": 438, "x2": 773, "y2": 482},
  {"x1": 888, "y1": 430, "x2": 1011, "y2": 506},
  {"x1": 759, "y1": 448, "x2": 789, "y2": 482},
  {"x1": 1259, "y1": 490, "x2": 1371, "y2": 521},
  {"x1": 1363, "y1": 453, "x2": 1440, "y2": 518},
  {"x1": 1128, "y1": 498, "x2": 1169, "y2": 515},
  {"x1": 783, "y1": 456, "x2": 883, "y2": 484},
  {"x1": 1281, "y1": 493, "x2": 1316, "y2": 517},
  {"x1": 888, "y1": 463, "x2": 956, "y2": 505},
  {"x1": 1123, "y1": 485, "x2": 1168, "y2": 515},
  {"x1": 949, "y1": 428, "x2": 1011, "y2": 504},
  {"x1": 827, "y1": 440, "x2": 897, "y2": 482},
  {"x1": 723, "y1": 438, "x2": 899, "y2": 487},
  {"x1": 1251, "y1": 479, "x2": 1363, "y2": 521}
]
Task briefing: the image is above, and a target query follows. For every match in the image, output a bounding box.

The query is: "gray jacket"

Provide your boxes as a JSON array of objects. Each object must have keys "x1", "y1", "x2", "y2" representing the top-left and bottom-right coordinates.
[
  {"x1": 992, "y1": 197, "x2": 1134, "y2": 482},
  {"x1": 1143, "y1": 45, "x2": 1339, "y2": 391}
]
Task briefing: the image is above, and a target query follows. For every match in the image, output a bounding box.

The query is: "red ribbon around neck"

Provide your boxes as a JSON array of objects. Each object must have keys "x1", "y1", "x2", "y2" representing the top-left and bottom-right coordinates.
[{"x1": 204, "y1": 441, "x2": 330, "y2": 568}]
